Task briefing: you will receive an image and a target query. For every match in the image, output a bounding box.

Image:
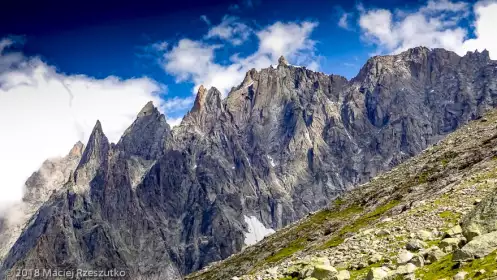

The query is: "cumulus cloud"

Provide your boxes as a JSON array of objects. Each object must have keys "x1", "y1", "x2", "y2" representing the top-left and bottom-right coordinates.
[
  {"x1": 357, "y1": 0, "x2": 497, "y2": 59},
  {"x1": 257, "y1": 22, "x2": 317, "y2": 58},
  {"x1": 0, "y1": 38, "x2": 167, "y2": 206},
  {"x1": 160, "y1": 20, "x2": 319, "y2": 97},
  {"x1": 163, "y1": 39, "x2": 220, "y2": 82},
  {"x1": 205, "y1": 15, "x2": 253, "y2": 46}
]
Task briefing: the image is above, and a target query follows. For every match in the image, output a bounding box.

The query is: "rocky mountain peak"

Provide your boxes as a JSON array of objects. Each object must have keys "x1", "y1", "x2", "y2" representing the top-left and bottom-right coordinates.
[
  {"x1": 82, "y1": 120, "x2": 108, "y2": 155},
  {"x1": 69, "y1": 141, "x2": 85, "y2": 157},
  {"x1": 117, "y1": 102, "x2": 171, "y2": 159},
  {"x1": 192, "y1": 85, "x2": 222, "y2": 113},
  {"x1": 73, "y1": 120, "x2": 110, "y2": 185},
  {"x1": 94, "y1": 119, "x2": 103, "y2": 132},
  {"x1": 192, "y1": 85, "x2": 207, "y2": 111},
  {"x1": 481, "y1": 49, "x2": 490, "y2": 60},
  {"x1": 177, "y1": 85, "x2": 226, "y2": 137},
  {"x1": 403, "y1": 46, "x2": 430, "y2": 56},
  {"x1": 463, "y1": 49, "x2": 491, "y2": 64},
  {"x1": 353, "y1": 46, "x2": 456, "y2": 84},
  {"x1": 278, "y1": 55, "x2": 289, "y2": 66},
  {"x1": 137, "y1": 101, "x2": 159, "y2": 118},
  {"x1": 241, "y1": 68, "x2": 257, "y2": 85}
]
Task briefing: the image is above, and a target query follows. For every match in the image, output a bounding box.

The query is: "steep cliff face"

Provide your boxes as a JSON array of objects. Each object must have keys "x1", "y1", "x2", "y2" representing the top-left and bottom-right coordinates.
[
  {"x1": 188, "y1": 100, "x2": 497, "y2": 280},
  {"x1": 0, "y1": 142, "x2": 84, "y2": 263},
  {"x1": 1, "y1": 47, "x2": 496, "y2": 279}
]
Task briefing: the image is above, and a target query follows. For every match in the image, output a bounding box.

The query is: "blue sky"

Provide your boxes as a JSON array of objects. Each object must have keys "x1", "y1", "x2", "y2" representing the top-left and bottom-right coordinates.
[{"x1": 1, "y1": 0, "x2": 496, "y2": 204}]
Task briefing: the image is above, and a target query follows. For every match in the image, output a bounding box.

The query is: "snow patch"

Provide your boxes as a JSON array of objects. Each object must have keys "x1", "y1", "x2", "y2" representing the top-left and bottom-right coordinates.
[
  {"x1": 267, "y1": 155, "x2": 276, "y2": 167},
  {"x1": 245, "y1": 81, "x2": 254, "y2": 88},
  {"x1": 243, "y1": 215, "x2": 275, "y2": 246},
  {"x1": 430, "y1": 89, "x2": 435, "y2": 93}
]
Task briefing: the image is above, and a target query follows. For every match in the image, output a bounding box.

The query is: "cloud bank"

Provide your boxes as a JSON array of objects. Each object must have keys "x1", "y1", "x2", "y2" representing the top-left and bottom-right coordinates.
[
  {"x1": 356, "y1": 0, "x2": 497, "y2": 59},
  {"x1": 0, "y1": 38, "x2": 166, "y2": 207}
]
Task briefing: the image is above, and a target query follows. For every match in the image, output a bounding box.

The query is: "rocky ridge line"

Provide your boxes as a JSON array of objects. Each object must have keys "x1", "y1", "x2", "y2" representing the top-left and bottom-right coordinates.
[{"x1": 2, "y1": 47, "x2": 497, "y2": 279}]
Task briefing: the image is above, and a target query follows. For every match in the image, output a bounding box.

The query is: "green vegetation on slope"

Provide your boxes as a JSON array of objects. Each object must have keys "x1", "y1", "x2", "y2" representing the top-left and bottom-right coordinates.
[
  {"x1": 416, "y1": 250, "x2": 497, "y2": 280},
  {"x1": 320, "y1": 200, "x2": 400, "y2": 249},
  {"x1": 265, "y1": 238, "x2": 306, "y2": 264}
]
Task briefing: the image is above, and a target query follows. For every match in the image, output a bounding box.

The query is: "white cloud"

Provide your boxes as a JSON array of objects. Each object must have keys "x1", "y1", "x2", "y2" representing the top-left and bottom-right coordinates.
[
  {"x1": 206, "y1": 16, "x2": 252, "y2": 46},
  {"x1": 358, "y1": 0, "x2": 497, "y2": 59},
  {"x1": 167, "y1": 117, "x2": 183, "y2": 127},
  {"x1": 164, "y1": 39, "x2": 220, "y2": 82},
  {"x1": 338, "y1": 12, "x2": 352, "y2": 30},
  {"x1": 160, "y1": 21, "x2": 319, "y2": 97},
  {"x1": 0, "y1": 38, "x2": 167, "y2": 206},
  {"x1": 359, "y1": 9, "x2": 397, "y2": 50},
  {"x1": 257, "y1": 22, "x2": 317, "y2": 59}
]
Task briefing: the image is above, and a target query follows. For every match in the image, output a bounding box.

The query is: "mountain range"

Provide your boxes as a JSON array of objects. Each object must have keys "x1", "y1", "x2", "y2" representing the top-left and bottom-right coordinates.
[{"x1": 1, "y1": 46, "x2": 496, "y2": 279}]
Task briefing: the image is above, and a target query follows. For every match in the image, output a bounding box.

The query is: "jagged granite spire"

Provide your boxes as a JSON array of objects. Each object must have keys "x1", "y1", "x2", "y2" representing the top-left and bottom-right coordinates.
[
  {"x1": 177, "y1": 86, "x2": 225, "y2": 136},
  {"x1": 117, "y1": 102, "x2": 171, "y2": 159},
  {"x1": 69, "y1": 141, "x2": 85, "y2": 157},
  {"x1": 191, "y1": 85, "x2": 223, "y2": 113},
  {"x1": 462, "y1": 49, "x2": 491, "y2": 65},
  {"x1": 278, "y1": 55, "x2": 288, "y2": 66},
  {"x1": 73, "y1": 120, "x2": 110, "y2": 186},
  {"x1": 137, "y1": 101, "x2": 157, "y2": 117},
  {"x1": 192, "y1": 85, "x2": 208, "y2": 112},
  {"x1": 188, "y1": 85, "x2": 223, "y2": 115}
]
